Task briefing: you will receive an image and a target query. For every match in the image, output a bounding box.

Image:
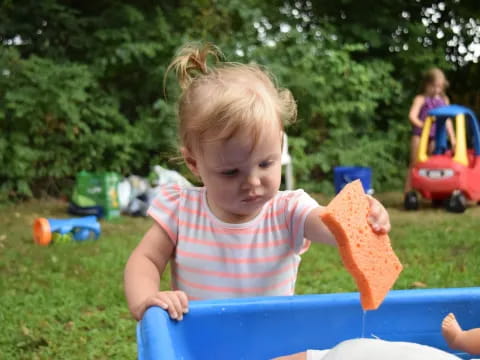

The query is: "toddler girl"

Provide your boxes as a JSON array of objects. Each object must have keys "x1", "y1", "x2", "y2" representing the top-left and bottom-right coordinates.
[{"x1": 124, "y1": 43, "x2": 391, "y2": 321}]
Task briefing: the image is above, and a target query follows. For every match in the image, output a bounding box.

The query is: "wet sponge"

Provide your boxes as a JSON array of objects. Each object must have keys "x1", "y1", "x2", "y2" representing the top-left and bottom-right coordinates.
[{"x1": 320, "y1": 180, "x2": 403, "y2": 310}]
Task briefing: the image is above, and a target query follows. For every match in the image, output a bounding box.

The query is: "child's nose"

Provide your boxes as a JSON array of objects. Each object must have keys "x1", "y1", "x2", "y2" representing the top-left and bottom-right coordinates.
[{"x1": 242, "y1": 173, "x2": 261, "y2": 188}]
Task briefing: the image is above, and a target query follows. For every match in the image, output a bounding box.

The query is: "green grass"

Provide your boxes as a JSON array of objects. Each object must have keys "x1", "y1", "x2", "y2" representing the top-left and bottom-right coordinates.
[{"x1": 1, "y1": 195, "x2": 479, "y2": 359}]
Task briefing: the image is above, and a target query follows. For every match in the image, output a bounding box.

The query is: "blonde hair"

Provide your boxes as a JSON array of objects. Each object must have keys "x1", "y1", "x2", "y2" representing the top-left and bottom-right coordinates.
[
  {"x1": 421, "y1": 67, "x2": 449, "y2": 95},
  {"x1": 166, "y1": 43, "x2": 297, "y2": 153}
]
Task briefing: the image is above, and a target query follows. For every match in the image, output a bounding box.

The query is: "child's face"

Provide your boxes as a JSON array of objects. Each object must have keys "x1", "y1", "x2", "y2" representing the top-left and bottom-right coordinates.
[
  {"x1": 189, "y1": 127, "x2": 283, "y2": 223},
  {"x1": 426, "y1": 79, "x2": 444, "y2": 97}
]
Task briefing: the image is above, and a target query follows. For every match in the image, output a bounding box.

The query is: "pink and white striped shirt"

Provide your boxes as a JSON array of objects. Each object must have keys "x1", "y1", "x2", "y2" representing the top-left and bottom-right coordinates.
[{"x1": 147, "y1": 185, "x2": 319, "y2": 300}]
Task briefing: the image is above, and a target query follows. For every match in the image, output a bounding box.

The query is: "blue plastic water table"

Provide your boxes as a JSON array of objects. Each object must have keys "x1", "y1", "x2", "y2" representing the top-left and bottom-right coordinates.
[{"x1": 137, "y1": 287, "x2": 480, "y2": 359}]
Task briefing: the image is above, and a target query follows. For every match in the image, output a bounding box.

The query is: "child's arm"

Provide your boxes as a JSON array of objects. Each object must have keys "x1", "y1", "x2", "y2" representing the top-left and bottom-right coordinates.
[
  {"x1": 124, "y1": 223, "x2": 188, "y2": 321},
  {"x1": 409, "y1": 95, "x2": 426, "y2": 128},
  {"x1": 304, "y1": 196, "x2": 391, "y2": 245}
]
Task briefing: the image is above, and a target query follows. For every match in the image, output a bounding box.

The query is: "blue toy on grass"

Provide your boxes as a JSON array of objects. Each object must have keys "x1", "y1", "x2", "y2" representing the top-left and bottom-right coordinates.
[{"x1": 33, "y1": 215, "x2": 101, "y2": 245}]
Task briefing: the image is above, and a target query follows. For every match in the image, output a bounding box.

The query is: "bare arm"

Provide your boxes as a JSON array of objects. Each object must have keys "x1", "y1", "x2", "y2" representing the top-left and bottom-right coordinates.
[
  {"x1": 304, "y1": 207, "x2": 337, "y2": 246},
  {"x1": 409, "y1": 95, "x2": 426, "y2": 128},
  {"x1": 124, "y1": 222, "x2": 186, "y2": 321}
]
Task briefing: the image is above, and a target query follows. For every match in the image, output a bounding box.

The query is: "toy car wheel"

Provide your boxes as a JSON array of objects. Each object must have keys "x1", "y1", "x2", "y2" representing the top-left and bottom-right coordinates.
[
  {"x1": 404, "y1": 191, "x2": 419, "y2": 211},
  {"x1": 445, "y1": 191, "x2": 467, "y2": 213}
]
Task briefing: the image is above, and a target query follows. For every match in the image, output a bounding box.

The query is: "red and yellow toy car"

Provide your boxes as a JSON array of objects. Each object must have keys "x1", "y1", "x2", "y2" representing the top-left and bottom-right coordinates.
[{"x1": 404, "y1": 105, "x2": 480, "y2": 213}]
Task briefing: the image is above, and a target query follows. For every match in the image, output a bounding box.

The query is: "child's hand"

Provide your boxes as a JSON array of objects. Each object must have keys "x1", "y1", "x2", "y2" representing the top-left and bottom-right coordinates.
[
  {"x1": 136, "y1": 290, "x2": 189, "y2": 321},
  {"x1": 366, "y1": 196, "x2": 391, "y2": 234}
]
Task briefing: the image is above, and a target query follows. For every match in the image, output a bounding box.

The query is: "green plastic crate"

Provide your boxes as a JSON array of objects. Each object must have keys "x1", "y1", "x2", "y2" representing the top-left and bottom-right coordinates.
[{"x1": 72, "y1": 171, "x2": 121, "y2": 220}]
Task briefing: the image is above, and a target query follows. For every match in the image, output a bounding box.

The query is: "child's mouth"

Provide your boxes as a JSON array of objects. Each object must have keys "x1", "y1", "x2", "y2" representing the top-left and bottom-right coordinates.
[{"x1": 242, "y1": 195, "x2": 261, "y2": 203}]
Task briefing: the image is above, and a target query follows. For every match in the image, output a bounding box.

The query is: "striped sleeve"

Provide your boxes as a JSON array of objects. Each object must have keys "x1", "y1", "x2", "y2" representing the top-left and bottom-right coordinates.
[
  {"x1": 284, "y1": 190, "x2": 319, "y2": 253},
  {"x1": 147, "y1": 185, "x2": 182, "y2": 244}
]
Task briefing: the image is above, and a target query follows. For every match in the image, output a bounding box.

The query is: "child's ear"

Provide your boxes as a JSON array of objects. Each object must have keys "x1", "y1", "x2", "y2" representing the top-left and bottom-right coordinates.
[{"x1": 181, "y1": 147, "x2": 200, "y2": 177}]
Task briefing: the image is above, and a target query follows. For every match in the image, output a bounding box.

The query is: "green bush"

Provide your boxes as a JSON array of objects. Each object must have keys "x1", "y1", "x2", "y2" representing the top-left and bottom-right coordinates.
[
  {"x1": 3, "y1": 0, "x2": 474, "y2": 200},
  {"x1": 252, "y1": 37, "x2": 407, "y2": 193},
  {"x1": 0, "y1": 48, "x2": 138, "y2": 198}
]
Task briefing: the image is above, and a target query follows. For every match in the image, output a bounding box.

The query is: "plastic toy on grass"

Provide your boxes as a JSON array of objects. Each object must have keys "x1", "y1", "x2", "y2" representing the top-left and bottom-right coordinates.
[
  {"x1": 71, "y1": 171, "x2": 121, "y2": 220},
  {"x1": 67, "y1": 202, "x2": 104, "y2": 219},
  {"x1": 137, "y1": 287, "x2": 480, "y2": 360},
  {"x1": 33, "y1": 216, "x2": 101, "y2": 246},
  {"x1": 333, "y1": 166, "x2": 373, "y2": 195},
  {"x1": 405, "y1": 105, "x2": 480, "y2": 213}
]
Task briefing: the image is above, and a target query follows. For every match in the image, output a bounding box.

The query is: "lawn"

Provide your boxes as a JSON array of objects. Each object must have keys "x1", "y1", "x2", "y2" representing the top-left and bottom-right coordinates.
[{"x1": 1, "y1": 194, "x2": 479, "y2": 359}]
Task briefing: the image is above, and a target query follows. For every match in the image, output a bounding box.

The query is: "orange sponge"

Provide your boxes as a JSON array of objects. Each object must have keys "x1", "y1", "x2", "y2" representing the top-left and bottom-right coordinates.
[{"x1": 320, "y1": 180, "x2": 402, "y2": 310}]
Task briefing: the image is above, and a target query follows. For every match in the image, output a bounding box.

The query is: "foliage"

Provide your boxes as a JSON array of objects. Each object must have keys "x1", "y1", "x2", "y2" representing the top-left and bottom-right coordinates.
[
  {"x1": 0, "y1": 47, "x2": 138, "y2": 198},
  {"x1": 249, "y1": 36, "x2": 404, "y2": 192},
  {"x1": 0, "y1": 4, "x2": 180, "y2": 199},
  {"x1": 0, "y1": 0, "x2": 479, "y2": 198}
]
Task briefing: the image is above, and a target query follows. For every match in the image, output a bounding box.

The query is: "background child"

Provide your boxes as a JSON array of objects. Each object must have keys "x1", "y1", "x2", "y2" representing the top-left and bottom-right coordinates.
[
  {"x1": 404, "y1": 67, "x2": 455, "y2": 194},
  {"x1": 124, "y1": 43, "x2": 391, "y2": 322}
]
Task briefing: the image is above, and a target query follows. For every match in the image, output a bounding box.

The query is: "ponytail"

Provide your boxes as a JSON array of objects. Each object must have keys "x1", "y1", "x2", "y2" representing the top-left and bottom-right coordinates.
[{"x1": 165, "y1": 42, "x2": 223, "y2": 91}]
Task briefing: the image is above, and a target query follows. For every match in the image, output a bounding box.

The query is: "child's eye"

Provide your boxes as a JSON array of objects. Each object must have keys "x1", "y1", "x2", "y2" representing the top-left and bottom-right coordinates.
[
  {"x1": 221, "y1": 169, "x2": 238, "y2": 176},
  {"x1": 259, "y1": 160, "x2": 273, "y2": 168}
]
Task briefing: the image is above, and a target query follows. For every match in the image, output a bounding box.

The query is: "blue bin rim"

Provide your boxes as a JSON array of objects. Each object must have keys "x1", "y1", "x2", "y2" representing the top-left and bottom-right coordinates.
[{"x1": 334, "y1": 166, "x2": 371, "y2": 171}]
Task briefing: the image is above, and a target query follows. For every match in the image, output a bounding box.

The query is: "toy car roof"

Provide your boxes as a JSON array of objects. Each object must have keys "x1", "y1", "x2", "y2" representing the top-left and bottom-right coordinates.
[{"x1": 428, "y1": 104, "x2": 477, "y2": 120}]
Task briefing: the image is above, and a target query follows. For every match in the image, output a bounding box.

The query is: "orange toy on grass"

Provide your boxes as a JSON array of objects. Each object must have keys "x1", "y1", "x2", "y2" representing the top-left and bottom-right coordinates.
[
  {"x1": 320, "y1": 180, "x2": 403, "y2": 310},
  {"x1": 33, "y1": 218, "x2": 52, "y2": 246}
]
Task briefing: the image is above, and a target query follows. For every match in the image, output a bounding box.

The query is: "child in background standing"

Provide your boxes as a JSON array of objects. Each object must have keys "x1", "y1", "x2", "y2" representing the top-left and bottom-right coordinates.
[
  {"x1": 404, "y1": 67, "x2": 456, "y2": 194},
  {"x1": 124, "y1": 43, "x2": 391, "y2": 322}
]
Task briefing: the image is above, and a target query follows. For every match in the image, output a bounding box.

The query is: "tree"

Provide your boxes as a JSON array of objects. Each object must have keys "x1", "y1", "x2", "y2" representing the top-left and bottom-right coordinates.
[{"x1": 0, "y1": 0, "x2": 478, "y2": 199}]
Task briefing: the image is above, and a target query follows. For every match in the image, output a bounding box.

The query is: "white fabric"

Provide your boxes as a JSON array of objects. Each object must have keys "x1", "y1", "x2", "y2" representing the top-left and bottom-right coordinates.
[
  {"x1": 306, "y1": 338, "x2": 461, "y2": 360},
  {"x1": 306, "y1": 349, "x2": 329, "y2": 360}
]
